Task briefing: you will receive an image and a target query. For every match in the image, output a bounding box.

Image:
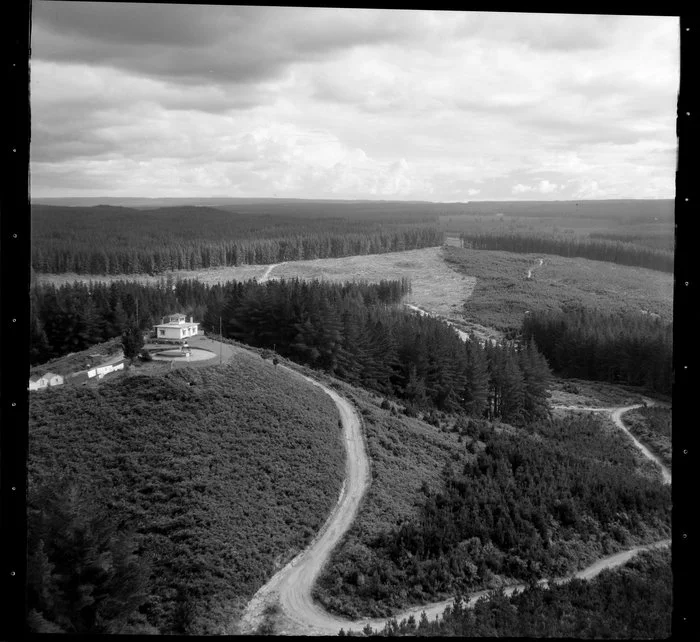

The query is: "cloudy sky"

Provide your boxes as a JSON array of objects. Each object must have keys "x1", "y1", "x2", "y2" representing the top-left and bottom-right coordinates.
[{"x1": 30, "y1": 3, "x2": 679, "y2": 201}]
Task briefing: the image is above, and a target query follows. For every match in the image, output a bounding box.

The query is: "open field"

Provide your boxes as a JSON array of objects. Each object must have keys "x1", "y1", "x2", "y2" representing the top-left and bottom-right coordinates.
[
  {"x1": 37, "y1": 243, "x2": 673, "y2": 347},
  {"x1": 35, "y1": 247, "x2": 478, "y2": 329},
  {"x1": 444, "y1": 246, "x2": 673, "y2": 333},
  {"x1": 548, "y1": 378, "x2": 669, "y2": 410},
  {"x1": 265, "y1": 247, "x2": 475, "y2": 317}
]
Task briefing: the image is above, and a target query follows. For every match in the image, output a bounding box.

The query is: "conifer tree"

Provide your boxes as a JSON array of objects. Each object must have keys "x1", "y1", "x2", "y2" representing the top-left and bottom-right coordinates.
[
  {"x1": 463, "y1": 339, "x2": 489, "y2": 417},
  {"x1": 121, "y1": 325, "x2": 144, "y2": 362}
]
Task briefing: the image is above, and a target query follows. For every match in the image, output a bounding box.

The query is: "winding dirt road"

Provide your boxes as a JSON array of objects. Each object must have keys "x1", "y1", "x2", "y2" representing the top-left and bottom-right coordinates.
[
  {"x1": 238, "y1": 366, "x2": 370, "y2": 635},
  {"x1": 554, "y1": 402, "x2": 672, "y2": 485},
  {"x1": 237, "y1": 369, "x2": 671, "y2": 635},
  {"x1": 258, "y1": 262, "x2": 283, "y2": 283}
]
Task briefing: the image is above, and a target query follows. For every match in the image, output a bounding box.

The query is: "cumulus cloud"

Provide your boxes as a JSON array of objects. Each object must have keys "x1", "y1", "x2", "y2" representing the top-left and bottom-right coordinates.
[
  {"x1": 512, "y1": 180, "x2": 559, "y2": 195},
  {"x1": 32, "y1": 3, "x2": 429, "y2": 87},
  {"x1": 30, "y1": 5, "x2": 679, "y2": 200}
]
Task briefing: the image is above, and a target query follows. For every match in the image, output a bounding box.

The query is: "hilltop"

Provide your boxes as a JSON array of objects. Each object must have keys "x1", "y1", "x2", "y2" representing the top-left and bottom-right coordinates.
[{"x1": 27, "y1": 350, "x2": 344, "y2": 634}]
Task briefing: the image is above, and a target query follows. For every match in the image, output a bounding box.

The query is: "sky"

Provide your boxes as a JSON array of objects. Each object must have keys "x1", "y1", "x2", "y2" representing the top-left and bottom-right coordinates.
[{"x1": 30, "y1": 3, "x2": 680, "y2": 202}]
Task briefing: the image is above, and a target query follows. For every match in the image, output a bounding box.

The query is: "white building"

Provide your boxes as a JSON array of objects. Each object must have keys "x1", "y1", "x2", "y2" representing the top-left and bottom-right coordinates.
[
  {"x1": 28, "y1": 372, "x2": 64, "y2": 391},
  {"x1": 153, "y1": 314, "x2": 199, "y2": 342}
]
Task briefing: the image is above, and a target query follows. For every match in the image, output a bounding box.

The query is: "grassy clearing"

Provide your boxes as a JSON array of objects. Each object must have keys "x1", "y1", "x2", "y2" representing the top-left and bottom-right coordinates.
[
  {"x1": 28, "y1": 353, "x2": 344, "y2": 634},
  {"x1": 444, "y1": 246, "x2": 673, "y2": 333},
  {"x1": 35, "y1": 247, "x2": 476, "y2": 320},
  {"x1": 548, "y1": 378, "x2": 668, "y2": 410},
  {"x1": 266, "y1": 247, "x2": 475, "y2": 318}
]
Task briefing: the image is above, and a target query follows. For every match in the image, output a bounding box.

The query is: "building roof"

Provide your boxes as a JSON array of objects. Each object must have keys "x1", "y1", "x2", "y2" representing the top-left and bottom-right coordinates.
[
  {"x1": 156, "y1": 313, "x2": 198, "y2": 326},
  {"x1": 153, "y1": 321, "x2": 199, "y2": 328}
]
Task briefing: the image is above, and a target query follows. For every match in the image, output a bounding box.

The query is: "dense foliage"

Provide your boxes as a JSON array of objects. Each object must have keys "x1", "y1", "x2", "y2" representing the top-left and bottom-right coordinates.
[
  {"x1": 30, "y1": 277, "x2": 552, "y2": 424},
  {"x1": 30, "y1": 279, "x2": 197, "y2": 364},
  {"x1": 29, "y1": 277, "x2": 410, "y2": 365},
  {"x1": 317, "y1": 413, "x2": 671, "y2": 619},
  {"x1": 522, "y1": 307, "x2": 673, "y2": 394},
  {"x1": 28, "y1": 360, "x2": 344, "y2": 633},
  {"x1": 31, "y1": 204, "x2": 442, "y2": 274},
  {"x1": 624, "y1": 405, "x2": 673, "y2": 471},
  {"x1": 216, "y1": 279, "x2": 551, "y2": 422},
  {"x1": 350, "y1": 546, "x2": 672, "y2": 637},
  {"x1": 27, "y1": 480, "x2": 154, "y2": 634},
  {"x1": 459, "y1": 231, "x2": 673, "y2": 273}
]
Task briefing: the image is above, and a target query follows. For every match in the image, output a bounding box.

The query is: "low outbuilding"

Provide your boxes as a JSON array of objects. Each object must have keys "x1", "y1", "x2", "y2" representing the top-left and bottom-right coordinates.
[{"x1": 28, "y1": 372, "x2": 64, "y2": 391}]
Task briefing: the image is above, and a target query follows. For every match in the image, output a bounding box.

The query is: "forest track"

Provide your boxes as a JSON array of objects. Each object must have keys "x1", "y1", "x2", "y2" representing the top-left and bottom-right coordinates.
[
  {"x1": 259, "y1": 262, "x2": 285, "y2": 283},
  {"x1": 553, "y1": 401, "x2": 671, "y2": 485},
  {"x1": 236, "y1": 363, "x2": 671, "y2": 635},
  {"x1": 238, "y1": 365, "x2": 370, "y2": 636},
  {"x1": 526, "y1": 257, "x2": 545, "y2": 279}
]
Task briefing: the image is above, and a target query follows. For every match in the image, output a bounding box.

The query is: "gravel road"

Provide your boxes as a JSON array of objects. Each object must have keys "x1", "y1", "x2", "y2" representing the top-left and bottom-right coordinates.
[
  {"x1": 236, "y1": 378, "x2": 671, "y2": 635},
  {"x1": 554, "y1": 402, "x2": 671, "y2": 485}
]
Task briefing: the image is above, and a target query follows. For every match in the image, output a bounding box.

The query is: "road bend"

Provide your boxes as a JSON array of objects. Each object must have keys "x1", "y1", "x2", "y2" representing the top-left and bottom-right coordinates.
[
  {"x1": 554, "y1": 402, "x2": 671, "y2": 485},
  {"x1": 238, "y1": 367, "x2": 670, "y2": 634}
]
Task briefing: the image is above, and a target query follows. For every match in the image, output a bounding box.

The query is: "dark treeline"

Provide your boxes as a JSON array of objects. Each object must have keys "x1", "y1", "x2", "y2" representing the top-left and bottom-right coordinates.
[
  {"x1": 320, "y1": 413, "x2": 671, "y2": 620},
  {"x1": 459, "y1": 231, "x2": 674, "y2": 273},
  {"x1": 588, "y1": 230, "x2": 675, "y2": 252},
  {"x1": 348, "y1": 547, "x2": 672, "y2": 637},
  {"x1": 30, "y1": 279, "x2": 206, "y2": 365},
  {"x1": 29, "y1": 278, "x2": 410, "y2": 365},
  {"x1": 30, "y1": 277, "x2": 552, "y2": 423},
  {"x1": 521, "y1": 307, "x2": 672, "y2": 394},
  {"x1": 217, "y1": 279, "x2": 551, "y2": 422},
  {"x1": 31, "y1": 205, "x2": 443, "y2": 274}
]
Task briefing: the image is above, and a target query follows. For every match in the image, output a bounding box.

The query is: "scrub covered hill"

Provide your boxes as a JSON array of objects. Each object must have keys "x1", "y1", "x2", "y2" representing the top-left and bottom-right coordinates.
[{"x1": 27, "y1": 353, "x2": 344, "y2": 634}]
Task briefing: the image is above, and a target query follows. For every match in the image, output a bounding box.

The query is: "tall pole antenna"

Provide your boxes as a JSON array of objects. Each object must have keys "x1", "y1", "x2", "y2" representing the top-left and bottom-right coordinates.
[{"x1": 220, "y1": 316, "x2": 222, "y2": 365}]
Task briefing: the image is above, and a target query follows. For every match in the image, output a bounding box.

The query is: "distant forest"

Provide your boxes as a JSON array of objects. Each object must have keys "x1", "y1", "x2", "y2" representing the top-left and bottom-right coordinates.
[
  {"x1": 31, "y1": 205, "x2": 443, "y2": 274},
  {"x1": 459, "y1": 231, "x2": 674, "y2": 273}
]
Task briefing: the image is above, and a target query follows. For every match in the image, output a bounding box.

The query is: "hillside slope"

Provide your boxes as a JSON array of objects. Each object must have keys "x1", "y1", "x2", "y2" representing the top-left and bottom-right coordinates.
[{"x1": 28, "y1": 354, "x2": 344, "y2": 634}]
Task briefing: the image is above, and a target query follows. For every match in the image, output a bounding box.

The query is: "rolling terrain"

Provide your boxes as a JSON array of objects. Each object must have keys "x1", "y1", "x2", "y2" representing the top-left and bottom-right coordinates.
[
  {"x1": 36, "y1": 243, "x2": 673, "y2": 347},
  {"x1": 237, "y1": 371, "x2": 671, "y2": 635},
  {"x1": 27, "y1": 345, "x2": 345, "y2": 634},
  {"x1": 28, "y1": 199, "x2": 675, "y2": 635}
]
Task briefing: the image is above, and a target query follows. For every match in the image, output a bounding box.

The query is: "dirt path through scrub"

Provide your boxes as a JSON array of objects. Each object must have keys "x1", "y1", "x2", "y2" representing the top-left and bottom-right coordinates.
[
  {"x1": 238, "y1": 366, "x2": 370, "y2": 635},
  {"x1": 238, "y1": 378, "x2": 671, "y2": 635},
  {"x1": 553, "y1": 402, "x2": 671, "y2": 485}
]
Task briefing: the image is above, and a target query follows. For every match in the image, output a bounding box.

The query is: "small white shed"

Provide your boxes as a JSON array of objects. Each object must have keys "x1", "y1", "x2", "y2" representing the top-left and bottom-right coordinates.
[{"x1": 28, "y1": 372, "x2": 64, "y2": 391}]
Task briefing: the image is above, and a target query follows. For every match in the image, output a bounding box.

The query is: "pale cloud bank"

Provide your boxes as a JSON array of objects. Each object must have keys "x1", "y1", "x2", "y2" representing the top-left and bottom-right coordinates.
[{"x1": 30, "y1": 4, "x2": 679, "y2": 201}]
